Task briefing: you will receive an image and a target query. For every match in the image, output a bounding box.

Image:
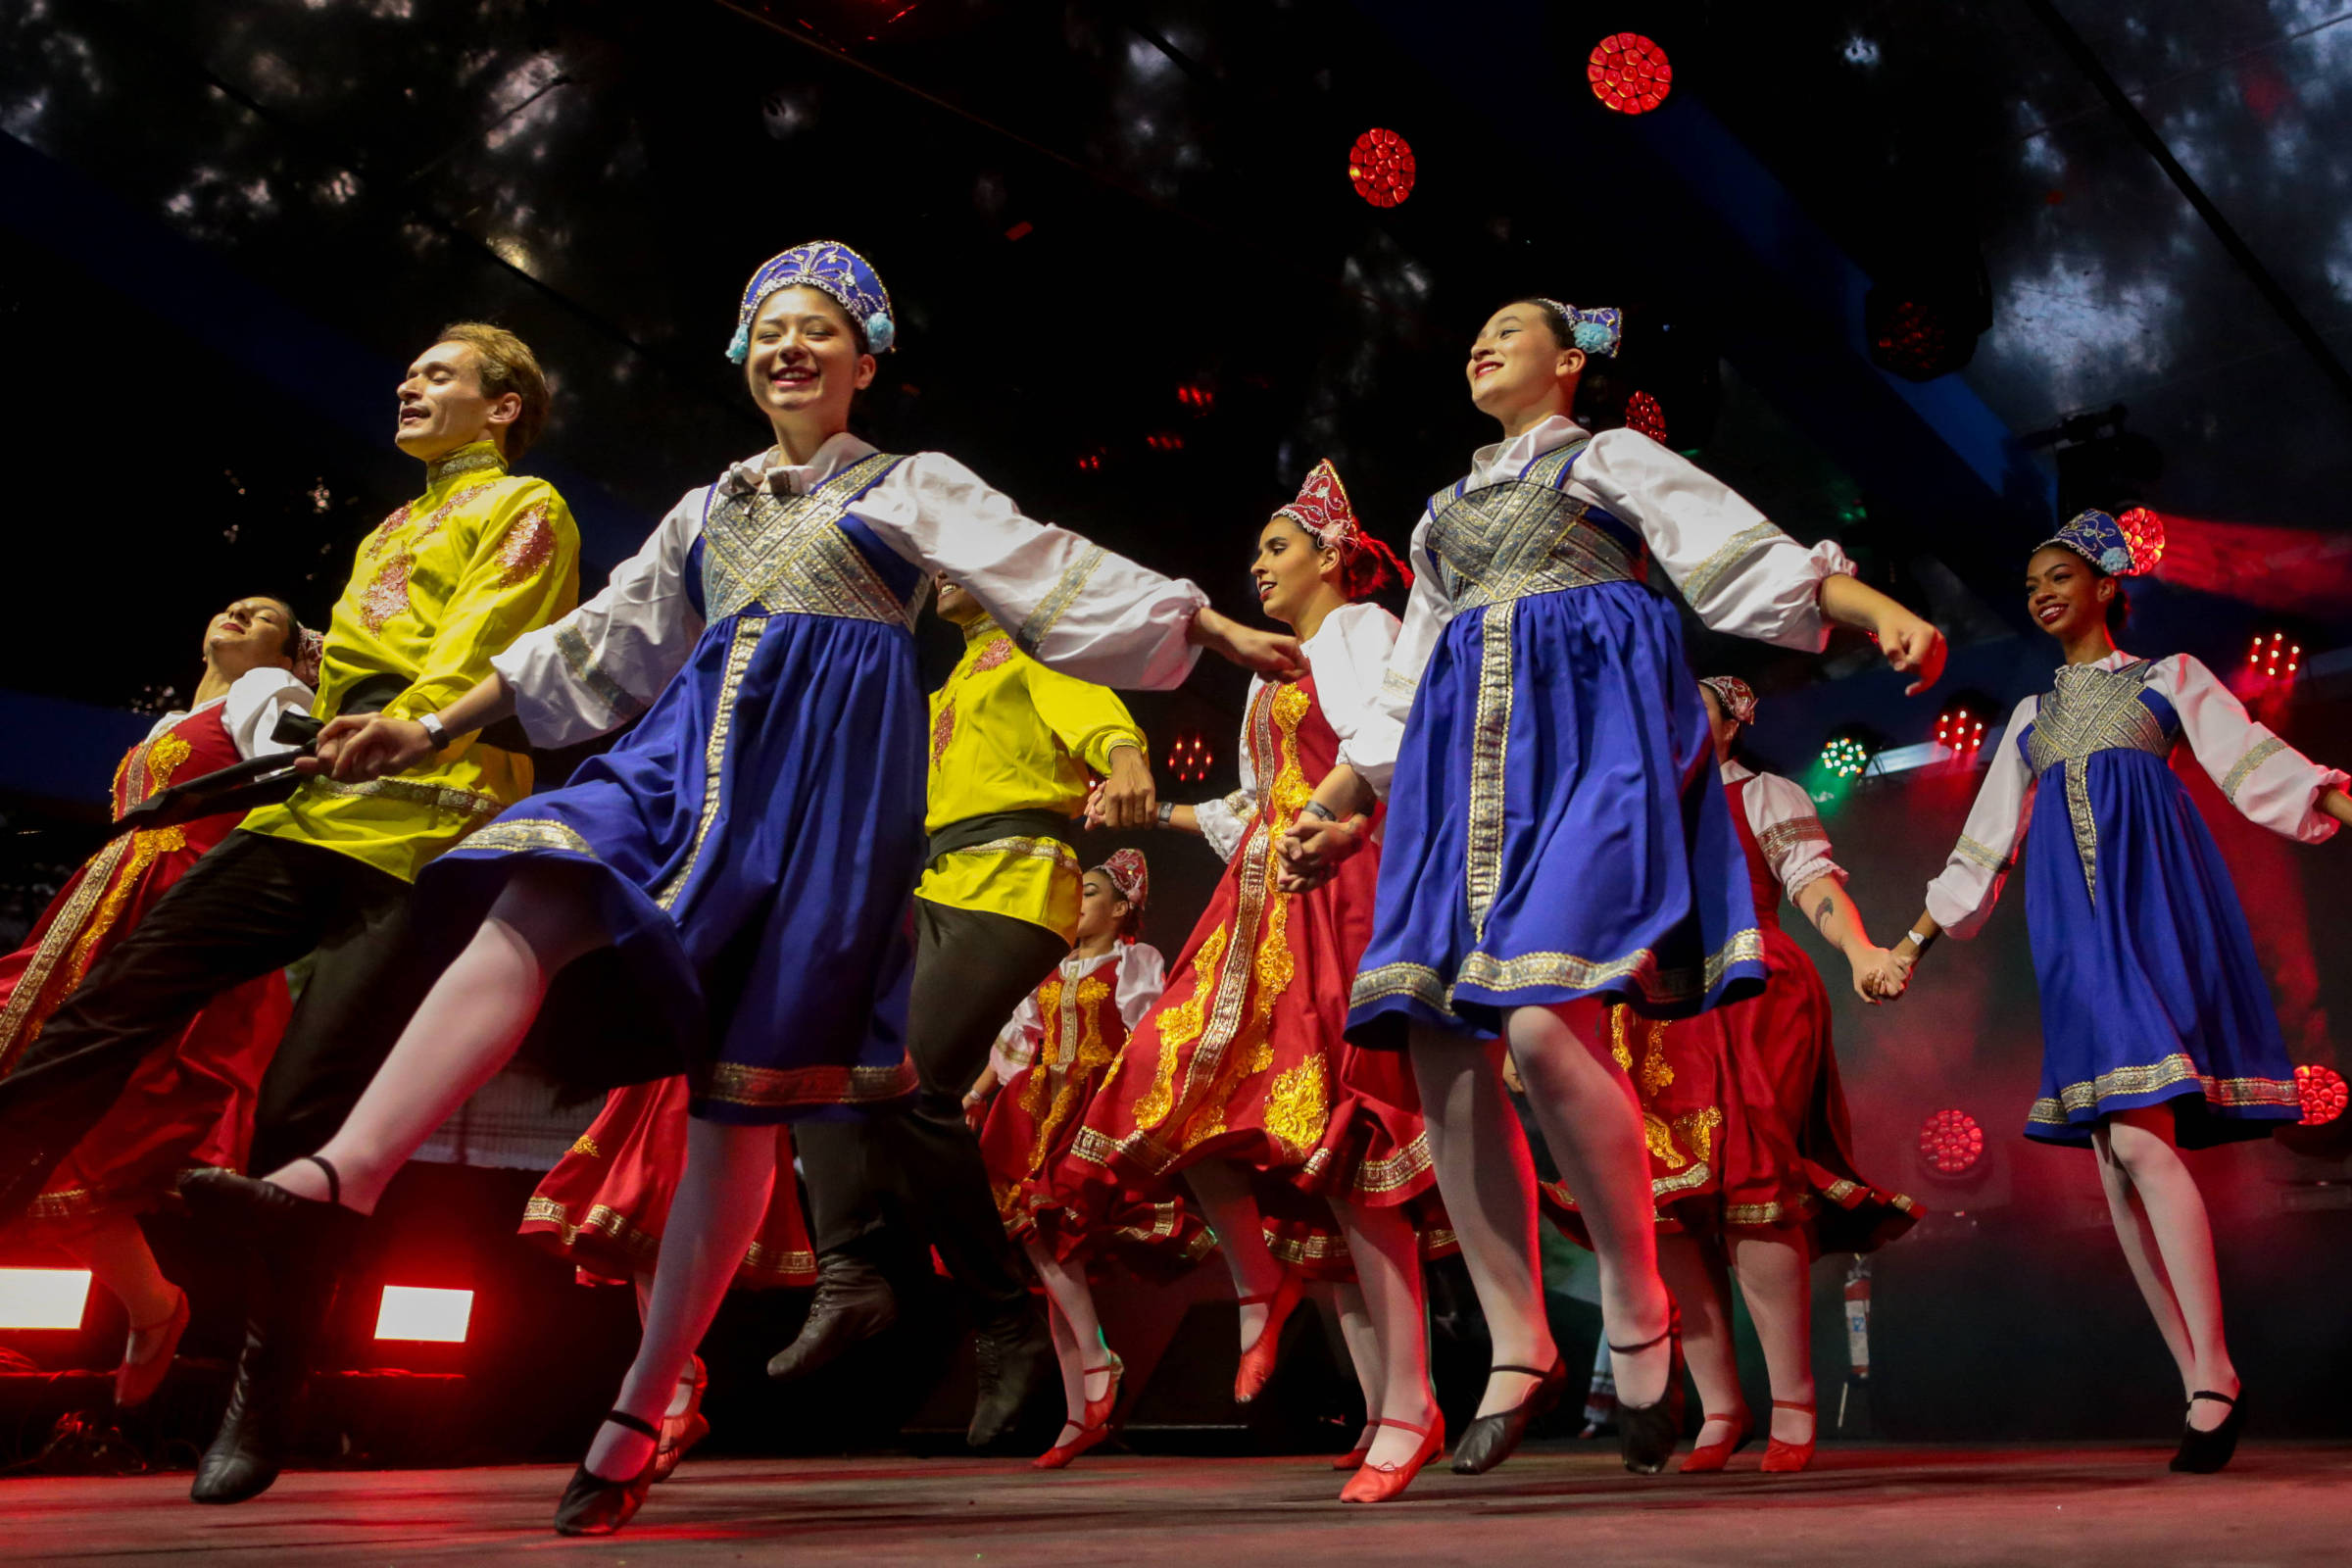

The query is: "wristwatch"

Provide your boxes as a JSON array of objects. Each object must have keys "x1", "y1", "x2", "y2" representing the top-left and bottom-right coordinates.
[
  {"x1": 416, "y1": 710, "x2": 451, "y2": 750},
  {"x1": 1302, "y1": 800, "x2": 1338, "y2": 822}
]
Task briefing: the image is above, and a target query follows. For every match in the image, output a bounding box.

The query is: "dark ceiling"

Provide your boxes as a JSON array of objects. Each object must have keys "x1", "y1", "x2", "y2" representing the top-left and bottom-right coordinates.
[{"x1": 4, "y1": 0, "x2": 2348, "y2": 753}]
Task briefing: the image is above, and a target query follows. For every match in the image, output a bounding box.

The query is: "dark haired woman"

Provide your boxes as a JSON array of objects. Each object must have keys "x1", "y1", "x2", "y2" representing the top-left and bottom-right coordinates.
[
  {"x1": 1885, "y1": 509, "x2": 2351, "y2": 1474},
  {"x1": 188, "y1": 240, "x2": 1300, "y2": 1537},
  {"x1": 0, "y1": 599, "x2": 314, "y2": 1407},
  {"x1": 967, "y1": 851, "x2": 1195, "y2": 1468},
  {"x1": 1281, "y1": 298, "x2": 1944, "y2": 1476},
  {"x1": 1064, "y1": 462, "x2": 1454, "y2": 1502},
  {"x1": 1545, "y1": 675, "x2": 1919, "y2": 1474}
]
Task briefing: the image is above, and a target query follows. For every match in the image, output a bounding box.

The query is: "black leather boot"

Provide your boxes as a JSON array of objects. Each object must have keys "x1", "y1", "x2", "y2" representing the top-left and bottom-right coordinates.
[
  {"x1": 965, "y1": 1295, "x2": 1053, "y2": 1447},
  {"x1": 765, "y1": 1250, "x2": 900, "y2": 1382}
]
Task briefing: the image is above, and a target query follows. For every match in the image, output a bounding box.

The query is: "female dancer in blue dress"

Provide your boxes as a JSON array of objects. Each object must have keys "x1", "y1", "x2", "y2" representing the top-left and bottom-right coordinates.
[
  {"x1": 1884, "y1": 509, "x2": 2352, "y2": 1474},
  {"x1": 182, "y1": 240, "x2": 1300, "y2": 1536},
  {"x1": 1281, "y1": 297, "x2": 1945, "y2": 1474}
]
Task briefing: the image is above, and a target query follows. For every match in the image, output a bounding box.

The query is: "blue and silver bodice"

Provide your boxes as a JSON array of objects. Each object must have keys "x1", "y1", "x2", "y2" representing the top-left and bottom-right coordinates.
[
  {"x1": 1425, "y1": 438, "x2": 1646, "y2": 610},
  {"x1": 2020, "y1": 659, "x2": 2178, "y2": 901},
  {"x1": 688, "y1": 451, "x2": 930, "y2": 629}
]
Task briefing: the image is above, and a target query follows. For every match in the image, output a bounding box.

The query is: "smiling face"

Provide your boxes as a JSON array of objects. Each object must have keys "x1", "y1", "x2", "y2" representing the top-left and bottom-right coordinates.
[
  {"x1": 394, "y1": 340, "x2": 515, "y2": 462},
  {"x1": 933, "y1": 574, "x2": 983, "y2": 626},
  {"x1": 2024, "y1": 544, "x2": 2114, "y2": 644},
  {"x1": 1250, "y1": 516, "x2": 1340, "y2": 630},
  {"x1": 202, "y1": 597, "x2": 298, "y2": 680},
  {"x1": 1467, "y1": 303, "x2": 1583, "y2": 427},
  {"x1": 745, "y1": 285, "x2": 875, "y2": 432},
  {"x1": 1074, "y1": 870, "x2": 1131, "y2": 947}
]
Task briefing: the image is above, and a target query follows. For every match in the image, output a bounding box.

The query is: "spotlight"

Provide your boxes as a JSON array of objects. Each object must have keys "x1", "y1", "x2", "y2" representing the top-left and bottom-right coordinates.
[
  {"x1": 1167, "y1": 732, "x2": 1214, "y2": 784},
  {"x1": 1821, "y1": 735, "x2": 1872, "y2": 779},
  {"x1": 2297, "y1": 1063, "x2": 2347, "y2": 1127},
  {"x1": 1348, "y1": 128, "x2": 1415, "y2": 208},
  {"x1": 1588, "y1": 33, "x2": 1672, "y2": 115},
  {"x1": 1934, "y1": 704, "x2": 1985, "y2": 757},
  {"x1": 373, "y1": 1285, "x2": 474, "y2": 1344},
  {"x1": 0, "y1": 1267, "x2": 91, "y2": 1330},
  {"x1": 1917, "y1": 1108, "x2": 1985, "y2": 1178},
  {"x1": 1623, "y1": 391, "x2": 1668, "y2": 444},
  {"x1": 2248, "y1": 630, "x2": 2302, "y2": 684},
  {"x1": 2116, "y1": 506, "x2": 2167, "y2": 571},
  {"x1": 1145, "y1": 432, "x2": 1186, "y2": 453},
  {"x1": 1177, "y1": 382, "x2": 1216, "y2": 412},
  {"x1": 1865, "y1": 257, "x2": 1991, "y2": 381}
]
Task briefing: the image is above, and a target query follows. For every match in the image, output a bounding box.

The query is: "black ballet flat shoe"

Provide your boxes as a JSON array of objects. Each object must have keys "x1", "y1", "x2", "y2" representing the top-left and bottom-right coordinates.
[
  {"x1": 765, "y1": 1250, "x2": 899, "y2": 1383},
  {"x1": 190, "y1": 1316, "x2": 295, "y2": 1504},
  {"x1": 554, "y1": 1410, "x2": 662, "y2": 1537},
  {"x1": 2170, "y1": 1389, "x2": 2245, "y2": 1474},
  {"x1": 1450, "y1": 1357, "x2": 1571, "y2": 1475},
  {"x1": 181, "y1": 1156, "x2": 367, "y2": 1261},
  {"x1": 1613, "y1": 1311, "x2": 1687, "y2": 1476}
]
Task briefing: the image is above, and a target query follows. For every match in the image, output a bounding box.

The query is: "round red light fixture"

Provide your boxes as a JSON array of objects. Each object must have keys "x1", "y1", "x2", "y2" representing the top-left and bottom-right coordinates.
[
  {"x1": 1624, "y1": 391, "x2": 1668, "y2": 444},
  {"x1": 2296, "y1": 1063, "x2": 2347, "y2": 1127},
  {"x1": 2116, "y1": 506, "x2": 2166, "y2": 572},
  {"x1": 1348, "y1": 128, "x2": 1416, "y2": 208},
  {"x1": 1917, "y1": 1107, "x2": 1985, "y2": 1177},
  {"x1": 1589, "y1": 33, "x2": 1672, "y2": 115}
]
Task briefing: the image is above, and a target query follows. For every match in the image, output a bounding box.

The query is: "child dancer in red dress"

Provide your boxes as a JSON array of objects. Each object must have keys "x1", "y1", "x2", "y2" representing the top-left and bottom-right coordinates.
[
  {"x1": 1063, "y1": 463, "x2": 1449, "y2": 1502},
  {"x1": 1544, "y1": 676, "x2": 1918, "y2": 1473}
]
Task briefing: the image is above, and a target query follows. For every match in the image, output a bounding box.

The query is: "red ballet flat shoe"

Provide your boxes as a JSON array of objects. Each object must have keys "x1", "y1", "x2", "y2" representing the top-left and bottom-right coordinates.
[
  {"x1": 1081, "y1": 1349, "x2": 1124, "y2": 1433},
  {"x1": 115, "y1": 1288, "x2": 191, "y2": 1409},
  {"x1": 1331, "y1": 1422, "x2": 1377, "y2": 1471},
  {"x1": 1233, "y1": 1276, "x2": 1302, "y2": 1403},
  {"x1": 652, "y1": 1354, "x2": 710, "y2": 1483},
  {"x1": 1759, "y1": 1399, "x2": 1816, "y2": 1473},
  {"x1": 1033, "y1": 1419, "x2": 1111, "y2": 1471},
  {"x1": 1339, "y1": 1413, "x2": 1445, "y2": 1504},
  {"x1": 1679, "y1": 1409, "x2": 1753, "y2": 1474}
]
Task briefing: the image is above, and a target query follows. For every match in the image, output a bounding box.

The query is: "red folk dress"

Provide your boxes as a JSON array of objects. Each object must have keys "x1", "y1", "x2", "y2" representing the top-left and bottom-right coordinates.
[
  {"x1": 978, "y1": 942, "x2": 1209, "y2": 1275},
  {"x1": 0, "y1": 666, "x2": 311, "y2": 1237},
  {"x1": 1062, "y1": 604, "x2": 1452, "y2": 1279},
  {"x1": 1545, "y1": 761, "x2": 1917, "y2": 1253},
  {"x1": 520, "y1": 1077, "x2": 815, "y2": 1288}
]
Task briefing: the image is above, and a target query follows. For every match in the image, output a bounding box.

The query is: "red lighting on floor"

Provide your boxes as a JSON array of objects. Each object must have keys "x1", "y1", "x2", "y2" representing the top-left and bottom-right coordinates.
[
  {"x1": 1348, "y1": 128, "x2": 1415, "y2": 208},
  {"x1": 2296, "y1": 1063, "x2": 2347, "y2": 1126},
  {"x1": 1589, "y1": 33, "x2": 1672, "y2": 115},
  {"x1": 1918, "y1": 1108, "x2": 1984, "y2": 1177},
  {"x1": 373, "y1": 1285, "x2": 474, "y2": 1343},
  {"x1": 1624, "y1": 391, "x2": 1668, "y2": 444},
  {"x1": 1177, "y1": 383, "x2": 1215, "y2": 412},
  {"x1": 0, "y1": 1267, "x2": 92, "y2": 1330},
  {"x1": 2248, "y1": 629, "x2": 2302, "y2": 683},
  {"x1": 2116, "y1": 506, "x2": 2167, "y2": 572},
  {"x1": 1167, "y1": 732, "x2": 1214, "y2": 784},
  {"x1": 1935, "y1": 706, "x2": 1985, "y2": 756}
]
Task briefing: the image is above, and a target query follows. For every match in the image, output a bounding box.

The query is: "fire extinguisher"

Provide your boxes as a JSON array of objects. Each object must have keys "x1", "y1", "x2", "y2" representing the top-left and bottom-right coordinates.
[{"x1": 1844, "y1": 1255, "x2": 1872, "y2": 1381}]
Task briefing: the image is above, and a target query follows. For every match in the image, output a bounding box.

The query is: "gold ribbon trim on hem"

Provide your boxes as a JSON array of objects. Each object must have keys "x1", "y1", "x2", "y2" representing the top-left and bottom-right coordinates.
[{"x1": 2026, "y1": 1052, "x2": 2299, "y2": 1124}]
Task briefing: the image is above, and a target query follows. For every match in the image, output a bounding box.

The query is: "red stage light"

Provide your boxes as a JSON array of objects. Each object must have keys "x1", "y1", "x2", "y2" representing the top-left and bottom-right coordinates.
[
  {"x1": 0, "y1": 1267, "x2": 91, "y2": 1330},
  {"x1": 1177, "y1": 383, "x2": 1215, "y2": 412},
  {"x1": 1624, "y1": 391, "x2": 1668, "y2": 444},
  {"x1": 2247, "y1": 629, "x2": 2302, "y2": 683},
  {"x1": 2296, "y1": 1063, "x2": 2347, "y2": 1126},
  {"x1": 373, "y1": 1285, "x2": 474, "y2": 1344},
  {"x1": 1167, "y1": 732, "x2": 1214, "y2": 784},
  {"x1": 2116, "y1": 506, "x2": 2166, "y2": 572},
  {"x1": 1145, "y1": 432, "x2": 1185, "y2": 453},
  {"x1": 1935, "y1": 706, "x2": 1985, "y2": 756},
  {"x1": 1589, "y1": 33, "x2": 1672, "y2": 115},
  {"x1": 1917, "y1": 1108, "x2": 1985, "y2": 1177},
  {"x1": 1348, "y1": 128, "x2": 1416, "y2": 208}
]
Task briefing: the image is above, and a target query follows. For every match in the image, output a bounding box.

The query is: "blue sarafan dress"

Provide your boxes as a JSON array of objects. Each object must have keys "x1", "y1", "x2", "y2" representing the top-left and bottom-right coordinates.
[
  {"x1": 435, "y1": 434, "x2": 1207, "y2": 1126},
  {"x1": 1343, "y1": 416, "x2": 1855, "y2": 1044},
  {"x1": 1926, "y1": 650, "x2": 2345, "y2": 1147}
]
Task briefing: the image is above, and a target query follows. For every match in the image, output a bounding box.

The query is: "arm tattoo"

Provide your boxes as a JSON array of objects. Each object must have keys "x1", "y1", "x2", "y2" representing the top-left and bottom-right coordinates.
[{"x1": 1811, "y1": 896, "x2": 1836, "y2": 933}]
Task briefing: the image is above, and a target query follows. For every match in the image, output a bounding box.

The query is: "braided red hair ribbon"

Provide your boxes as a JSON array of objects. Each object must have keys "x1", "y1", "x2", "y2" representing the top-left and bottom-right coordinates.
[{"x1": 1275, "y1": 459, "x2": 1413, "y2": 600}]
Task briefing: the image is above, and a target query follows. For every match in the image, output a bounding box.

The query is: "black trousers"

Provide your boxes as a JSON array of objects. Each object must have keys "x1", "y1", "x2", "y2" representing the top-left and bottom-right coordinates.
[
  {"x1": 0, "y1": 830, "x2": 439, "y2": 1224},
  {"x1": 796, "y1": 899, "x2": 1069, "y2": 1314}
]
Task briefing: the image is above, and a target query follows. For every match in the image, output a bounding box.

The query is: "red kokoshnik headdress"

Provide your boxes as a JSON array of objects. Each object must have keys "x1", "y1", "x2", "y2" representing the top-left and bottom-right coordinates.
[
  {"x1": 1098, "y1": 849, "x2": 1150, "y2": 911},
  {"x1": 1274, "y1": 459, "x2": 1412, "y2": 599}
]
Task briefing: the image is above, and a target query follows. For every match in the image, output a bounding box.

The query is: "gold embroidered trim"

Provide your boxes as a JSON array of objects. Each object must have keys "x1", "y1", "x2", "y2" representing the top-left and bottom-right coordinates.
[
  {"x1": 2026, "y1": 660, "x2": 2166, "y2": 903},
  {"x1": 2221, "y1": 736, "x2": 2286, "y2": 803},
  {"x1": 2026, "y1": 1052, "x2": 2299, "y2": 1123},
  {"x1": 463, "y1": 817, "x2": 597, "y2": 858},
  {"x1": 1379, "y1": 666, "x2": 1421, "y2": 706},
  {"x1": 554, "y1": 622, "x2": 645, "y2": 723},
  {"x1": 1262, "y1": 1052, "x2": 1329, "y2": 1156},
  {"x1": 700, "y1": 453, "x2": 911, "y2": 625},
  {"x1": 1465, "y1": 599, "x2": 1516, "y2": 943},
  {"x1": 1016, "y1": 545, "x2": 1106, "y2": 654},
  {"x1": 1348, "y1": 959, "x2": 1459, "y2": 1018},
  {"x1": 307, "y1": 775, "x2": 505, "y2": 818},
  {"x1": 1954, "y1": 834, "x2": 2013, "y2": 873},
  {"x1": 656, "y1": 613, "x2": 765, "y2": 911},
  {"x1": 1352, "y1": 928, "x2": 1765, "y2": 1016},
  {"x1": 1755, "y1": 817, "x2": 1830, "y2": 858},
  {"x1": 0, "y1": 836, "x2": 131, "y2": 1073},
  {"x1": 935, "y1": 836, "x2": 1080, "y2": 872},
  {"x1": 1680, "y1": 521, "x2": 1781, "y2": 608},
  {"x1": 1348, "y1": 1131, "x2": 1436, "y2": 1196},
  {"x1": 521, "y1": 1196, "x2": 814, "y2": 1282},
  {"x1": 1425, "y1": 455, "x2": 1642, "y2": 610},
  {"x1": 426, "y1": 442, "x2": 506, "y2": 486}
]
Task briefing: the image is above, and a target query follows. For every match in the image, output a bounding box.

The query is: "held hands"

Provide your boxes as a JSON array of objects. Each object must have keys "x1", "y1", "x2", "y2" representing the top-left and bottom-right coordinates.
[
  {"x1": 1190, "y1": 607, "x2": 1307, "y2": 680},
  {"x1": 1873, "y1": 606, "x2": 1948, "y2": 697},
  {"x1": 1848, "y1": 945, "x2": 1912, "y2": 1004},
  {"x1": 1275, "y1": 811, "x2": 1369, "y2": 893},
  {"x1": 295, "y1": 713, "x2": 438, "y2": 783},
  {"x1": 1087, "y1": 747, "x2": 1157, "y2": 831}
]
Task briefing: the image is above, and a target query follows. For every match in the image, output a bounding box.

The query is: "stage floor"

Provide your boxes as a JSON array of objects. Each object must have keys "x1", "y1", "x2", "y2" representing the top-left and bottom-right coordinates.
[{"x1": 11, "y1": 1441, "x2": 2350, "y2": 1566}]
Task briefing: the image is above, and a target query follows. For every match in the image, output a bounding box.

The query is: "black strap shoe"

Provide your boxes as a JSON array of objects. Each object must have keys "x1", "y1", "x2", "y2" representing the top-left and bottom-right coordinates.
[
  {"x1": 765, "y1": 1250, "x2": 900, "y2": 1382},
  {"x1": 2170, "y1": 1389, "x2": 2245, "y2": 1474},
  {"x1": 965, "y1": 1298, "x2": 1053, "y2": 1448},
  {"x1": 1449, "y1": 1357, "x2": 1571, "y2": 1475},
  {"x1": 1613, "y1": 1310, "x2": 1687, "y2": 1476},
  {"x1": 554, "y1": 1410, "x2": 661, "y2": 1537}
]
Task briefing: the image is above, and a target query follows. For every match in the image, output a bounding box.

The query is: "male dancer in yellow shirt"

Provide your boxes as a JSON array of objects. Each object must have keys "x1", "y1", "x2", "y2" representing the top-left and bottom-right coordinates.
[
  {"x1": 0, "y1": 323, "x2": 579, "y2": 1502},
  {"x1": 772, "y1": 575, "x2": 1155, "y2": 1446}
]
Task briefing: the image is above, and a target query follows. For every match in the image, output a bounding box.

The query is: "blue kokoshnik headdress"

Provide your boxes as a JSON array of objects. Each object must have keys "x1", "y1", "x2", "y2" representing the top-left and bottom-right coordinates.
[
  {"x1": 726, "y1": 240, "x2": 897, "y2": 362},
  {"x1": 1533, "y1": 298, "x2": 1623, "y2": 357},
  {"x1": 2040, "y1": 508, "x2": 2157, "y2": 577}
]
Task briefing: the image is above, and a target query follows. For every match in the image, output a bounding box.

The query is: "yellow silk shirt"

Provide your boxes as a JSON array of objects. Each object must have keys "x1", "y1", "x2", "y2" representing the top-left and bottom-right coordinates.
[
  {"x1": 922, "y1": 616, "x2": 1147, "y2": 940},
  {"x1": 243, "y1": 440, "x2": 581, "y2": 883}
]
